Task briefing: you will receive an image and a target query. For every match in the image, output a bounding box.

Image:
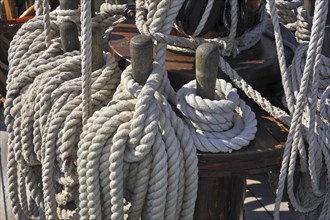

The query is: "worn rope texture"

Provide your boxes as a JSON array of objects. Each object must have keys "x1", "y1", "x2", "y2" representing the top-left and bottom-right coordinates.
[
  {"x1": 176, "y1": 79, "x2": 257, "y2": 153},
  {"x1": 77, "y1": 63, "x2": 198, "y2": 220},
  {"x1": 81, "y1": 0, "x2": 92, "y2": 125},
  {"x1": 5, "y1": 6, "x2": 123, "y2": 220},
  {"x1": 34, "y1": 0, "x2": 43, "y2": 16},
  {"x1": 43, "y1": 0, "x2": 51, "y2": 47},
  {"x1": 135, "y1": 0, "x2": 266, "y2": 58}
]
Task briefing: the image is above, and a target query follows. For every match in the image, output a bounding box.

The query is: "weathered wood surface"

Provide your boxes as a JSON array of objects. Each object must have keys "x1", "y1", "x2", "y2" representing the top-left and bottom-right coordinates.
[
  {"x1": 130, "y1": 35, "x2": 153, "y2": 85},
  {"x1": 246, "y1": 174, "x2": 298, "y2": 220},
  {"x1": 59, "y1": 0, "x2": 79, "y2": 52}
]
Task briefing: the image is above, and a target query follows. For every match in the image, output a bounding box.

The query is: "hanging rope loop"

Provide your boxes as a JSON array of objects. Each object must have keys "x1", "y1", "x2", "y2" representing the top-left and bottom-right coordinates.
[
  {"x1": 122, "y1": 63, "x2": 166, "y2": 162},
  {"x1": 77, "y1": 61, "x2": 198, "y2": 220}
]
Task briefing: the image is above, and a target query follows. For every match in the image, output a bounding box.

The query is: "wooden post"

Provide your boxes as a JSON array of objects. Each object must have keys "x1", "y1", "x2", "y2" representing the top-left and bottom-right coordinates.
[
  {"x1": 91, "y1": 0, "x2": 95, "y2": 17},
  {"x1": 90, "y1": 0, "x2": 104, "y2": 71},
  {"x1": 304, "y1": 0, "x2": 316, "y2": 16},
  {"x1": 195, "y1": 43, "x2": 218, "y2": 99},
  {"x1": 60, "y1": 0, "x2": 80, "y2": 52},
  {"x1": 130, "y1": 35, "x2": 153, "y2": 85},
  {"x1": 194, "y1": 43, "x2": 246, "y2": 220},
  {"x1": 91, "y1": 24, "x2": 104, "y2": 71}
]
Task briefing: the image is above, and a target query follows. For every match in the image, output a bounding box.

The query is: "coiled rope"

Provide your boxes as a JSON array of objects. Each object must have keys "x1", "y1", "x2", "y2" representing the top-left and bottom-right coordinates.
[
  {"x1": 176, "y1": 79, "x2": 257, "y2": 153},
  {"x1": 295, "y1": 7, "x2": 312, "y2": 43},
  {"x1": 75, "y1": 1, "x2": 259, "y2": 219}
]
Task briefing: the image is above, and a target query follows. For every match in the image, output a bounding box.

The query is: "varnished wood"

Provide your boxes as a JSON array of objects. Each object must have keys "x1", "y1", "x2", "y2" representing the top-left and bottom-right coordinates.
[{"x1": 109, "y1": 20, "x2": 295, "y2": 93}]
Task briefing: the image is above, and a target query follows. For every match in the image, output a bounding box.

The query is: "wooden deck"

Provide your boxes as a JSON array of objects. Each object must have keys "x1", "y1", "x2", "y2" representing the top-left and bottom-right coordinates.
[
  {"x1": 0, "y1": 129, "x2": 298, "y2": 220},
  {"x1": 246, "y1": 174, "x2": 297, "y2": 220}
]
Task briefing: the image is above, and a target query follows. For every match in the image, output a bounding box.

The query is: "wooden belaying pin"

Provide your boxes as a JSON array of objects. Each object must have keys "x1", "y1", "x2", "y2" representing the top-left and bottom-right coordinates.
[
  {"x1": 196, "y1": 43, "x2": 219, "y2": 100},
  {"x1": 91, "y1": 24, "x2": 104, "y2": 71},
  {"x1": 59, "y1": 0, "x2": 80, "y2": 52},
  {"x1": 130, "y1": 35, "x2": 153, "y2": 85}
]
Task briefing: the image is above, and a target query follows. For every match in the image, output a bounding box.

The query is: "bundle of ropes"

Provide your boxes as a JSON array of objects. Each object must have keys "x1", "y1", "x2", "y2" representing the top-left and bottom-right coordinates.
[
  {"x1": 273, "y1": 0, "x2": 313, "y2": 43},
  {"x1": 5, "y1": 3, "x2": 124, "y2": 219},
  {"x1": 5, "y1": 0, "x2": 258, "y2": 219},
  {"x1": 3, "y1": 0, "x2": 330, "y2": 220}
]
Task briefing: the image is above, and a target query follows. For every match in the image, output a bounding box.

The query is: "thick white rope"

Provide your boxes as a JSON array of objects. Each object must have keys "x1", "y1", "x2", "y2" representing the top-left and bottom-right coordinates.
[
  {"x1": 295, "y1": 7, "x2": 312, "y2": 43},
  {"x1": 6, "y1": 1, "x2": 330, "y2": 220},
  {"x1": 192, "y1": 0, "x2": 214, "y2": 37},
  {"x1": 270, "y1": 0, "x2": 303, "y2": 31},
  {"x1": 176, "y1": 79, "x2": 257, "y2": 153},
  {"x1": 43, "y1": 0, "x2": 51, "y2": 47},
  {"x1": 265, "y1": 0, "x2": 330, "y2": 219},
  {"x1": 77, "y1": 63, "x2": 198, "y2": 220},
  {"x1": 5, "y1": 5, "x2": 124, "y2": 219},
  {"x1": 80, "y1": 0, "x2": 92, "y2": 125}
]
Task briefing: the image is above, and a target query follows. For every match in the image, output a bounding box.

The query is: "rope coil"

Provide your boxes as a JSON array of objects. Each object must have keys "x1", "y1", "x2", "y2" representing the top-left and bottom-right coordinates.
[{"x1": 177, "y1": 79, "x2": 257, "y2": 153}]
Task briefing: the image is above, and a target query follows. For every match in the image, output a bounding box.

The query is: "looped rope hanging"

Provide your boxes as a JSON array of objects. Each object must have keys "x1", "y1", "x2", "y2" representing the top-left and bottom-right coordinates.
[
  {"x1": 270, "y1": 0, "x2": 330, "y2": 219},
  {"x1": 4, "y1": 3, "x2": 124, "y2": 219},
  {"x1": 77, "y1": 63, "x2": 198, "y2": 220}
]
